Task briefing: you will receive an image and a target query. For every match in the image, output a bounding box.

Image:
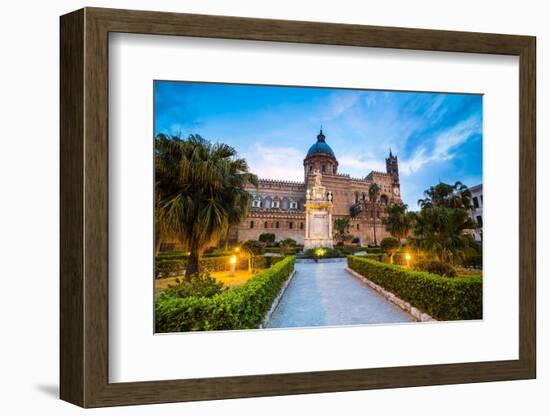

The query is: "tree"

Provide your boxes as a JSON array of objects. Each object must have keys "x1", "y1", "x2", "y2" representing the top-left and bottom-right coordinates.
[
  {"x1": 241, "y1": 240, "x2": 265, "y2": 272},
  {"x1": 380, "y1": 237, "x2": 400, "y2": 264},
  {"x1": 382, "y1": 202, "x2": 414, "y2": 242},
  {"x1": 368, "y1": 183, "x2": 381, "y2": 245},
  {"x1": 258, "y1": 233, "x2": 276, "y2": 245},
  {"x1": 333, "y1": 218, "x2": 353, "y2": 244},
  {"x1": 155, "y1": 134, "x2": 258, "y2": 278},
  {"x1": 280, "y1": 238, "x2": 297, "y2": 255},
  {"x1": 417, "y1": 181, "x2": 472, "y2": 210},
  {"x1": 410, "y1": 205, "x2": 477, "y2": 264}
]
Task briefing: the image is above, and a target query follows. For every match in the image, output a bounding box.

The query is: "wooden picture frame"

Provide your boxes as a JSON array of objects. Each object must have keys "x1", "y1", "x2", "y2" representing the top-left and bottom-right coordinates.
[{"x1": 60, "y1": 7, "x2": 536, "y2": 408}]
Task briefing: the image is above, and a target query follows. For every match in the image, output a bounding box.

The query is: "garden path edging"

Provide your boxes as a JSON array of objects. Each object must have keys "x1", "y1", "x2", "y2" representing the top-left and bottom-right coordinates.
[
  {"x1": 260, "y1": 270, "x2": 297, "y2": 328},
  {"x1": 345, "y1": 267, "x2": 437, "y2": 322}
]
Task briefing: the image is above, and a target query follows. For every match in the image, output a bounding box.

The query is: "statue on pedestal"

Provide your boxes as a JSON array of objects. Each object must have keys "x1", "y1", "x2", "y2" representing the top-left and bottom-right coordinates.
[{"x1": 303, "y1": 170, "x2": 334, "y2": 250}]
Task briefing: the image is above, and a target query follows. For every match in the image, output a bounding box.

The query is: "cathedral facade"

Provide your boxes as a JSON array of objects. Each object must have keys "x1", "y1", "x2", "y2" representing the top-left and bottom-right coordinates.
[{"x1": 232, "y1": 130, "x2": 402, "y2": 246}]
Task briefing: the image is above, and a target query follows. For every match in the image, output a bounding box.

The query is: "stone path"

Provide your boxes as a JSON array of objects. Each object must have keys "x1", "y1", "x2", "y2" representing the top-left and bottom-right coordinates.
[{"x1": 267, "y1": 260, "x2": 414, "y2": 328}]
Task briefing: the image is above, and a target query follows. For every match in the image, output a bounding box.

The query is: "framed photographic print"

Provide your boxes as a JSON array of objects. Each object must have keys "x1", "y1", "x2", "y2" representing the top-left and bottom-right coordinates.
[{"x1": 60, "y1": 7, "x2": 536, "y2": 408}]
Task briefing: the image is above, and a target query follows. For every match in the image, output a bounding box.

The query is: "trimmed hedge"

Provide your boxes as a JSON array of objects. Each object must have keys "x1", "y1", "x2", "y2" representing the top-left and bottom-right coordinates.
[
  {"x1": 347, "y1": 256, "x2": 482, "y2": 321},
  {"x1": 155, "y1": 255, "x2": 286, "y2": 277},
  {"x1": 155, "y1": 256, "x2": 296, "y2": 332}
]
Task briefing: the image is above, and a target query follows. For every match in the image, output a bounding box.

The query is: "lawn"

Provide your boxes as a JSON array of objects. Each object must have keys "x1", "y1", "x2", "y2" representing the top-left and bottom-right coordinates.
[{"x1": 155, "y1": 269, "x2": 260, "y2": 295}]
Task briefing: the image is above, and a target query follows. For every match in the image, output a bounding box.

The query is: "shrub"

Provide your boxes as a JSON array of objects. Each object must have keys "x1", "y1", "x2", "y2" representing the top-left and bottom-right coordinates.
[
  {"x1": 358, "y1": 253, "x2": 386, "y2": 262},
  {"x1": 347, "y1": 256, "x2": 482, "y2": 321},
  {"x1": 352, "y1": 237, "x2": 360, "y2": 244},
  {"x1": 155, "y1": 255, "x2": 248, "y2": 277},
  {"x1": 304, "y1": 247, "x2": 343, "y2": 259},
  {"x1": 162, "y1": 274, "x2": 225, "y2": 298},
  {"x1": 258, "y1": 233, "x2": 276, "y2": 244},
  {"x1": 155, "y1": 256, "x2": 296, "y2": 332},
  {"x1": 414, "y1": 259, "x2": 458, "y2": 277},
  {"x1": 365, "y1": 247, "x2": 382, "y2": 254}
]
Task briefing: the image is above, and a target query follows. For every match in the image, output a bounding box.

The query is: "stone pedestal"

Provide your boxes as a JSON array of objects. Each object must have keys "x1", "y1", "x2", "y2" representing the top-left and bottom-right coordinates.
[{"x1": 303, "y1": 171, "x2": 334, "y2": 250}]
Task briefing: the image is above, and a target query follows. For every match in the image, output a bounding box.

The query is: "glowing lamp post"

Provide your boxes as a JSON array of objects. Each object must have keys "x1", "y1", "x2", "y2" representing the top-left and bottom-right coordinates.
[
  {"x1": 229, "y1": 255, "x2": 237, "y2": 276},
  {"x1": 405, "y1": 253, "x2": 411, "y2": 268}
]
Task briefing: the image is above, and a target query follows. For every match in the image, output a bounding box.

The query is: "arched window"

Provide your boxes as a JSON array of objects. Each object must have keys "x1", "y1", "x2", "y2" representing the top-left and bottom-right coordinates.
[
  {"x1": 272, "y1": 200, "x2": 280, "y2": 209},
  {"x1": 322, "y1": 164, "x2": 327, "y2": 173},
  {"x1": 289, "y1": 201, "x2": 297, "y2": 209},
  {"x1": 275, "y1": 221, "x2": 280, "y2": 229},
  {"x1": 356, "y1": 224, "x2": 360, "y2": 230},
  {"x1": 250, "y1": 221, "x2": 254, "y2": 229},
  {"x1": 380, "y1": 195, "x2": 389, "y2": 205},
  {"x1": 309, "y1": 165, "x2": 313, "y2": 172},
  {"x1": 300, "y1": 222, "x2": 304, "y2": 230},
  {"x1": 264, "y1": 221, "x2": 268, "y2": 228},
  {"x1": 289, "y1": 222, "x2": 293, "y2": 229}
]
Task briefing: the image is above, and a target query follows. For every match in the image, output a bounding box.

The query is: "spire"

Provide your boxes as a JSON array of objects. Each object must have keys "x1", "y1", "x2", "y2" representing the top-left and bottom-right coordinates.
[
  {"x1": 317, "y1": 127, "x2": 326, "y2": 142},
  {"x1": 389, "y1": 147, "x2": 393, "y2": 158}
]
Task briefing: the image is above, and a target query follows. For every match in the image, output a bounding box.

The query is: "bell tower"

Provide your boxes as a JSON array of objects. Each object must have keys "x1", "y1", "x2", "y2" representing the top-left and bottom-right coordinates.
[{"x1": 386, "y1": 148, "x2": 399, "y2": 181}]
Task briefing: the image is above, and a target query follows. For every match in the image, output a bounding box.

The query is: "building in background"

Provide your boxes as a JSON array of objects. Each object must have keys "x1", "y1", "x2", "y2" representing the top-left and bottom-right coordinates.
[
  {"x1": 231, "y1": 130, "x2": 402, "y2": 245},
  {"x1": 468, "y1": 184, "x2": 483, "y2": 242}
]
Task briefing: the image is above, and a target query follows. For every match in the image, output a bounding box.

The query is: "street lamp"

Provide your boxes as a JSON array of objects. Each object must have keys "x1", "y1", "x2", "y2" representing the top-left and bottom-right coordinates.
[
  {"x1": 405, "y1": 252, "x2": 411, "y2": 268},
  {"x1": 229, "y1": 255, "x2": 237, "y2": 276}
]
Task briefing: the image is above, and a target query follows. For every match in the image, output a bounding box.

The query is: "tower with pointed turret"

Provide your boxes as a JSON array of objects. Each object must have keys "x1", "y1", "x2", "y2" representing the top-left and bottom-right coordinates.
[{"x1": 386, "y1": 149, "x2": 399, "y2": 180}]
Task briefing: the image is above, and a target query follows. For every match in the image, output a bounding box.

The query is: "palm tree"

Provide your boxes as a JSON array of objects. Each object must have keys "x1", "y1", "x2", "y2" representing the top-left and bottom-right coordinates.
[
  {"x1": 155, "y1": 134, "x2": 258, "y2": 277},
  {"x1": 418, "y1": 181, "x2": 472, "y2": 210},
  {"x1": 368, "y1": 183, "x2": 381, "y2": 245},
  {"x1": 382, "y1": 202, "x2": 414, "y2": 243},
  {"x1": 410, "y1": 205, "x2": 477, "y2": 264}
]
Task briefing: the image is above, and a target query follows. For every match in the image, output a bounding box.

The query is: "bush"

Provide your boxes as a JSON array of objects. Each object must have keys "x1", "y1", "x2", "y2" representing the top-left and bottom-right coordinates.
[
  {"x1": 155, "y1": 256, "x2": 296, "y2": 332},
  {"x1": 304, "y1": 247, "x2": 343, "y2": 259},
  {"x1": 162, "y1": 274, "x2": 225, "y2": 298},
  {"x1": 365, "y1": 247, "x2": 382, "y2": 254},
  {"x1": 155, "y1": 255, "x2": 248, "y2": 277},
  {"x1": 258, "y1": 233, "x2": 276, "y2": 244},
  {"x1": 357, "y1": 253, "x2": 386, "y2": 262},
  {"x1": 351, "y1": 237, "x2": 360, "y2": 244},
  {"x1": 414, "y1": 259, "x2": 457, "y2": 277},
  {"x1": 347, "y1": 256, "x2": 482, "y2": 321}
]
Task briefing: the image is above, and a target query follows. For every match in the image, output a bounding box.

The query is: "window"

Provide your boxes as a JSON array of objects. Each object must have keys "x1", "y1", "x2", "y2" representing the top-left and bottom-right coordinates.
[
  {"x1": 290, "y1": 201, "x2": 297, "y2": 209},
  {"x1": 322, "y1": 164, "x2": 326, "y2": 173},
  {"x1": 272, "y1": 200, "x2": 280, "y2": 209},
  {"x1": 309, "y1": 165, "x2": 313, "y2": 172},
  {"x1": 289, "y1": 222, "x2": 293, "y2": 229},
  {"x1": 480, "y1": 194, "x2": 483, "y2": 204},
  {"x1": 300, "y1": 222, "x2": 304, "y2": 230},
  {"x1": 473, "y1": 197, "x2": 479, "y2": 209},
  {"x1": 356, "y1": 224, "x2": 360, "y2": 230},
  {"x1": 264, "y1": 221, "x2": 268, "y2": 228},
  {"x1": 275, "y1": 221, "x2": 280, "y2": 228},
  {"x1": 250, "y1": 221, "x2": 254, "y2": 228},
  {"x1": 476, "y1": 215, "x2": 483, "y2": 227}
]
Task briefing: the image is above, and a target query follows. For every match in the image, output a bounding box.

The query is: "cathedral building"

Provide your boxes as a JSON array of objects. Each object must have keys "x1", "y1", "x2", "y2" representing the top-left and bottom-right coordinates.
[{"x1": 232, "y1": 130, "x2": 403, "y2": 246}]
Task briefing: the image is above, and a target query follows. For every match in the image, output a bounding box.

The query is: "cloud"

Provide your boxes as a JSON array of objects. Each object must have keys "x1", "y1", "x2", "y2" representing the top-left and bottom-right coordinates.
[
  {"x1": 399, "y1": 115, "x2": 481, "y2": 176},
  {"x1": 242, "y1": 142, "x2": 305, "y2": 181},
  {"x1": 338, "y1": 153, "x2": 386, "y2": 175}
]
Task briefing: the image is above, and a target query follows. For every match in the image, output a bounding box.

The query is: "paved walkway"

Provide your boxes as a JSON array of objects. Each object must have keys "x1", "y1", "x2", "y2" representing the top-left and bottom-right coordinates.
[{"x1": 267, "y1": 260, "x2": 414, "y2": 328}]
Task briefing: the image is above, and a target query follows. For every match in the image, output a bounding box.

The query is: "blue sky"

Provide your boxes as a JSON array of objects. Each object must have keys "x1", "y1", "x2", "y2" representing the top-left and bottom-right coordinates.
[{"x1": 154, "y1": 81, "x2": 482, "y2": 210}]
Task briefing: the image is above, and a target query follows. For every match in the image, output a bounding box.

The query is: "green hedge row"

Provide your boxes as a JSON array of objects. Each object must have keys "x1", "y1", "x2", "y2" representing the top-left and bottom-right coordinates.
[
  {"x1": 155, "y1": 255, "x2": 286, "y2": 277},
  {"x1": 347, "y1": 256, "x2": 482, "y2": 321},
  {"x1": 155, "y1": 256, "x2": 296, "y2": 332}
]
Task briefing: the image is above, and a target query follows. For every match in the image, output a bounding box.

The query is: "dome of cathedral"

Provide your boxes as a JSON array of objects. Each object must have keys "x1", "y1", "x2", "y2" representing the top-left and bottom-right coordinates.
[{"x1": 306, "y1": 130, "x2": 336, "y2": 158}]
